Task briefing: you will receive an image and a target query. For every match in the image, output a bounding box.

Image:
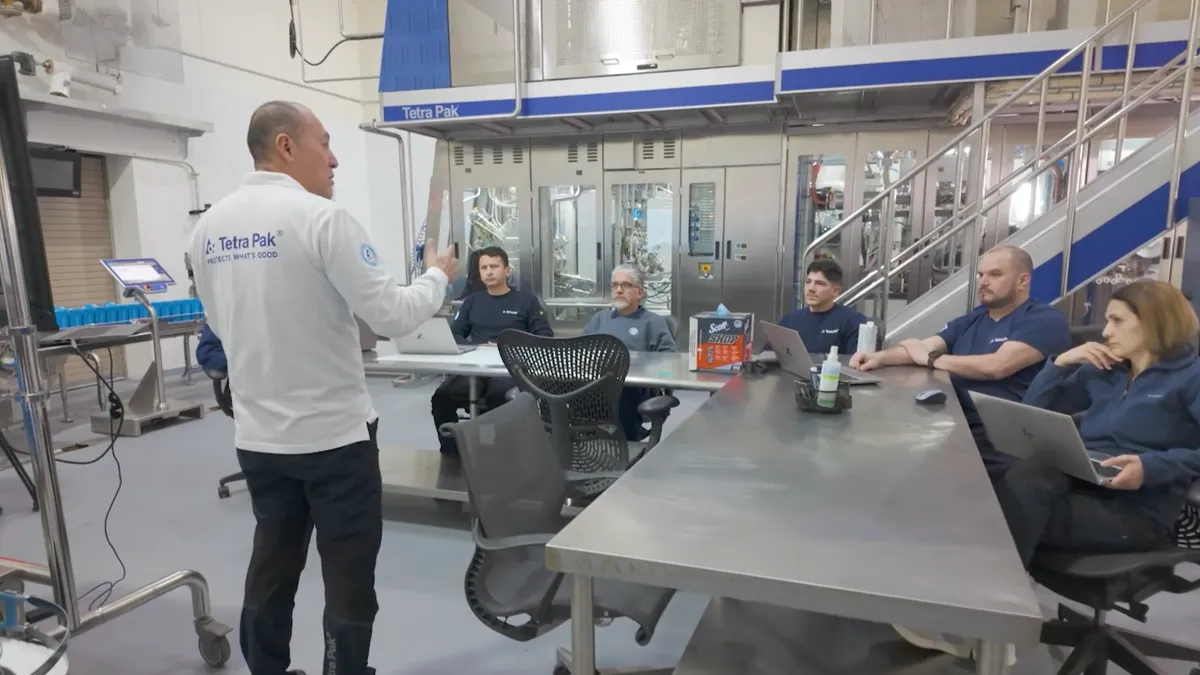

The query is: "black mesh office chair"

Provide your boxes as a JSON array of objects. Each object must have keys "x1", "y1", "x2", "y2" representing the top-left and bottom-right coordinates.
[
  {"x1": 440, "y1": 391, "x2": 674, "y2": 659},
  {"x1": 1029, "y1": 412, "x2": 1200, "y2": 674},
  {"x1": 496, "y1": 330, "x2": 678, "y2": 499},
  {"x1": 206, "y1": 369, "x2": 244, "y2": 499},
  {"x1": 1032, "y1": 482, "x2": 1200, "y2": 675}
]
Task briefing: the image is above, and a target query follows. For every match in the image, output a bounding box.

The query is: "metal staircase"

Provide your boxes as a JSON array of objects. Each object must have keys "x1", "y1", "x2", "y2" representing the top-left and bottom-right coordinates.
[{"x1": 805, "y1": 0, "x2": 1200, "y2": 343}]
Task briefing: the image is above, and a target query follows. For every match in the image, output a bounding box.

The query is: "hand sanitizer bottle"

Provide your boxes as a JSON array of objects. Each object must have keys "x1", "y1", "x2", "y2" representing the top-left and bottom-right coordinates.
[{"x1": 817, "y1": 346, "x2": 842, "y2": 408}]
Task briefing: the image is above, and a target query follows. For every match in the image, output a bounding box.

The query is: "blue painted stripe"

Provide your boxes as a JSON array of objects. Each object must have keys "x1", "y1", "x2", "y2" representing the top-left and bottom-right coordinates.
[
  {"x1": 525, "y1": 80, "x2": 775, "y2": 116},
  {"x1": 1099, "y1": 39, "x2": 1190, "y2": 71},
  {"x1": 1028, "y1": 161, "x2": 1200, "y2": 301},
  {"x1": 378, "y1": 0, "x2": 450, "y2": 93},
  {"x1": 779, "y1": 50, "x2": 1079, "y2": 93},
  {"x1": 382, "y1": 80, "x2": 776, "y2": 122}
]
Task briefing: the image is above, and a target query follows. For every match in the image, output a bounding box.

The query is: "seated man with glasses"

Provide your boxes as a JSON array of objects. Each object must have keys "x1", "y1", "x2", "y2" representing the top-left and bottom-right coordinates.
[{"x1": 582, "y1": 264, "x2": 677, "y2": 441}]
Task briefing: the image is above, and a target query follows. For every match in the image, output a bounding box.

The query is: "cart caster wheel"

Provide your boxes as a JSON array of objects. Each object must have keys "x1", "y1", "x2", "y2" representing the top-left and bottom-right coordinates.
[
  {"x1": 552, "y1": 666, "x2": 569, "y2": 675},
  {"x1": 635, "y1": 627, "x2": 650, "y2": 645},
  {"x1": 198, "y1": 635, "x2": 231, "y2": 667},
  {"x1": 217, "y1": 485, "x2": 231, "y2": 499}
]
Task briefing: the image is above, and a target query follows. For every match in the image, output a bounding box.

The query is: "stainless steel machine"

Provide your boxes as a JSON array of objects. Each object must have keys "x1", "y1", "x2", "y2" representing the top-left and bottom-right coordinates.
[{"x1": 418, "y1": 119, "x2": 1173, "y2": 344}]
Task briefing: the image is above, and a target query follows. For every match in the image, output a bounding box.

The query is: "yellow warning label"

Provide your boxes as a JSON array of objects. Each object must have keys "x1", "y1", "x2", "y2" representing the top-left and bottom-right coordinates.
[{"x1": 699, "y1": 263, "x2": 712, "y2": 275}]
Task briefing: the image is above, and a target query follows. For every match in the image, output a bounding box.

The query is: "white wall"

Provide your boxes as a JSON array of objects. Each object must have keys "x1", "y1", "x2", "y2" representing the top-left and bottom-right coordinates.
[{"x1": 0, "y1": 0, "x2": 421, "y2": 372}]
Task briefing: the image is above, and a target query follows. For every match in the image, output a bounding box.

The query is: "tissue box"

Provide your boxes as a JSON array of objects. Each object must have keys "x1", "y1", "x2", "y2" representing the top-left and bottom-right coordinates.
[{"x1": 688, "y1": 312, "x2": 754, "y2": 372}]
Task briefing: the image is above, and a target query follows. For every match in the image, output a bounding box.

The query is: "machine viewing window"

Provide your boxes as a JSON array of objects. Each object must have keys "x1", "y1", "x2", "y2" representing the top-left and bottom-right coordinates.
[
  {"x1": 686, "y1": 183, "x2": 717, "y2": 257},
  {"x1": 610, "y1": 182, "x2": 672, "y2": 313},
  {"x1": 463, "y1": 186, "x2": 521, "y2": 285},
  {"x1": 539, "y1": 185, "x2": 599, "y2": 300}
]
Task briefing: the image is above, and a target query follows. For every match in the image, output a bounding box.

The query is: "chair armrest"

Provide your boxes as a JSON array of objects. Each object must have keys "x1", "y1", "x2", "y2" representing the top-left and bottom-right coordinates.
[
  {"x1": 637, "y1": 394, "x2": 680, "y2": 421},
  {"x1": 472, "y1": 520, "x2": 555, "y2": 551},
  {"x1": 566, "y1": 470, "x2": 626, "y2": 483},
  {"x1": 1188, "y1": 479, "x2": 1200, "y2": 508},
  {"x1": 505, "y1": 386, "x2": 521, "y2": 402}
]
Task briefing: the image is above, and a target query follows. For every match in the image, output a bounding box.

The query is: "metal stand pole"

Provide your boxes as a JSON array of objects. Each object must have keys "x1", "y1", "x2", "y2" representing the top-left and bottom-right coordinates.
[
  {"x1": 0, "y1": 111, "x2": 81, "y2": 629},
  {"x1": 130, "y1": 289, "x2": 168, "y2": 411},
  {"x1": 0, "y1": 76, "x2": 232, "y2": 664}
]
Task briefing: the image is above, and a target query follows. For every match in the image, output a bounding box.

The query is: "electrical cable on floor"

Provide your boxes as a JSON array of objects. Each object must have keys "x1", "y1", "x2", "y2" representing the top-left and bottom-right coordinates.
[
  {"x1": 63, "y1": 344, "x2": 126, "y2": 611},
  {"x1": 0, "y1": 345, "x2": 127, "y2": 612}
]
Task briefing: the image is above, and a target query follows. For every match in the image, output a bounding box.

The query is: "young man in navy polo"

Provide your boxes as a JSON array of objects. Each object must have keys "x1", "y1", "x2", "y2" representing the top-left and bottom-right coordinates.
[
  {"x1": 431, "y1": 246, "x2": 553, "y2": 456},
  {"x1": 768, "y1": 258, "x2": 870, "y2": 355}
]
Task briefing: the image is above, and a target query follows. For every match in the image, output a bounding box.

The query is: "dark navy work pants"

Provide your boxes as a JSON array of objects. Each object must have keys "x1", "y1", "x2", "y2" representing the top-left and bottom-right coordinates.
[{"x1": 236, "y1": 421, "x2": 381, "y2": 675}]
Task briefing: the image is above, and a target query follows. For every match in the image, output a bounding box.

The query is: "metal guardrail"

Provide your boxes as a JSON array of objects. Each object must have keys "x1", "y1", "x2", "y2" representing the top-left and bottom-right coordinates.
[{"x1": 806, "y1": 0, "x2": 1200, "y2": 332}]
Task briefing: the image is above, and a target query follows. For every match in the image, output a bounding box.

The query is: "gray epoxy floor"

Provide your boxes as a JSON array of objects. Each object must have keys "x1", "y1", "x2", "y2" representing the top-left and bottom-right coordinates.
[{"x1": 0, "y1": 375, "x2": 1198, "y2": 674}]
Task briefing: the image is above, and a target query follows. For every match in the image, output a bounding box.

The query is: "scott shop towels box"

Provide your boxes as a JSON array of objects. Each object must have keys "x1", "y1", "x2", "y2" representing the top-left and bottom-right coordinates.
[{"x1": 688, "y1": 312, "x2": 754, "y2": 372}]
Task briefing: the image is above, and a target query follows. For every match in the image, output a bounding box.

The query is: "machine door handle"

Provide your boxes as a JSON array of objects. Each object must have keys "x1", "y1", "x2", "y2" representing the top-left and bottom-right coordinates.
[
  {"x1": 726, "y1": 240, "x2": 732, "y2": 259},
  {"x1": 596, "y1": 242, "x2": 602, "y2": 260},
  {"x1": 714, "y1": 241, "x2": 720, "y2": 258},
  {"x1": 453, "y1": 242, "x2": 460, "y2": 259}
]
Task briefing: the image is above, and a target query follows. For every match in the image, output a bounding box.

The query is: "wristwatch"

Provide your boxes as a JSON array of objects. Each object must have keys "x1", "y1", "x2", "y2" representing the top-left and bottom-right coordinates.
[{"x1": 927, "y1": 350, "x2": 944, "y2": 369}]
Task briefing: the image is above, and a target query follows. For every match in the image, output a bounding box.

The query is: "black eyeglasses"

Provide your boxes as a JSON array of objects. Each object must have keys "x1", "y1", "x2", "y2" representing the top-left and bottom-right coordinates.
[{"x1": 610, "y1": 282, "x2": 638, "y2": 291}]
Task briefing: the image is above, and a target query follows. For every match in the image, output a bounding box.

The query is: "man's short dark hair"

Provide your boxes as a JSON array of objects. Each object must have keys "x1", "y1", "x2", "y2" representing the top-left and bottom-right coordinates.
[
  {"x1": 477, "y1": 246, "x2": 509, "y2": 268},
  {"x1": 806, "y1": 258, "x2": 844, "y2": 285},
  {"x1": 988, "y1": 245, "x2": 1034, "y2": 276},
  {"x1": 247, "y1": 101, "x2": 306, "y2": 164}
]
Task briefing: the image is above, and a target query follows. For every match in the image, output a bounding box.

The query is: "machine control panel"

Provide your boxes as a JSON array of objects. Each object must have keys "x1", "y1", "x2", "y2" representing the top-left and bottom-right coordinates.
[{"x1": 101, "y1": 257, "x2": 176, "y2": 296}]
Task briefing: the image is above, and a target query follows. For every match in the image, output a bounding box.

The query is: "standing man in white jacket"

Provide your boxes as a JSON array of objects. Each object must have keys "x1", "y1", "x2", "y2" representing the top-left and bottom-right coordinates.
[{"x1": 189, "y1": 100, "x2": 458, "y2": 675}]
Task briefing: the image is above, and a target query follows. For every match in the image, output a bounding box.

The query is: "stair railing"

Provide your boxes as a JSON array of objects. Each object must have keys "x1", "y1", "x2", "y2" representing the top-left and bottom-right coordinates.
[
  {"x1": 840, "y1": 38, "x2": 1197, "y2": 310},
  {"x1": 802, "y1": 0, "x2": 1198, "y2": 331}
]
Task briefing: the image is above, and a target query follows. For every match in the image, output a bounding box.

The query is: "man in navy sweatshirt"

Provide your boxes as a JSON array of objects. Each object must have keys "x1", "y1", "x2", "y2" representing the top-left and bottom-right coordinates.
[
  {"x1": 432, "y1": 246, "x2": 553, "y2": 456},
  {"x1": 583, "y1": 264, "x2": 676, "y2": 441},
  {"x1": 767, "y1": 259, "x2": 869, "y2": 355}
]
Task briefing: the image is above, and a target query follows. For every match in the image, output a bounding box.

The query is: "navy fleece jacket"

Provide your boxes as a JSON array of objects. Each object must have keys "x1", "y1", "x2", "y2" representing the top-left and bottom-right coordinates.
[
  {"x1": 1023, "y1": 349, "x2": 1200, "y2": 528},
  {"x1": 196, "y1": 325, "x2": 228, "y2": 374}
]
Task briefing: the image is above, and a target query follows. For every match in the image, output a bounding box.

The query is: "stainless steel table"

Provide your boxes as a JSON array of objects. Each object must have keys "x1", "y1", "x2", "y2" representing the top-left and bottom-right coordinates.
[
  {"x1": 545, "y1": 367, "x2": 1042, "y2": 675},
  {"x1": 366, "y1": 348, "x2": 734, "y2": 505},
  {"x1": 364, "y1": 348, "x2": 732, "y2": 393}
]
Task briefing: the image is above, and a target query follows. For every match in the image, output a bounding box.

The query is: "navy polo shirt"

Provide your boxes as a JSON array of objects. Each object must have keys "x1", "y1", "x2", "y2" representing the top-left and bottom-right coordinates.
[
  {"x1": 773, "y1": 303, "x2": 869, "y2": 355},
  {"x1": 937, "y1": 299, "x2": 1072, "y2": 424}
]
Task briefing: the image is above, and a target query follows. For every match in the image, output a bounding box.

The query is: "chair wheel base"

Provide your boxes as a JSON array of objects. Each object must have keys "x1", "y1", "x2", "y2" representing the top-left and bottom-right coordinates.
[
  {"x1": 217, "y1": 485, "x2": 231, "y2": 499},
  {"x1": 552, "y1": 666, "x2": 598, "y2": 675}
]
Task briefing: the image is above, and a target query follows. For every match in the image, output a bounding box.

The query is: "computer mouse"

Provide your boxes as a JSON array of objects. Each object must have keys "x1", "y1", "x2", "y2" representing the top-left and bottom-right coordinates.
[{"x1": 915, "y1": 389, "x2": 947, "y2": 405}]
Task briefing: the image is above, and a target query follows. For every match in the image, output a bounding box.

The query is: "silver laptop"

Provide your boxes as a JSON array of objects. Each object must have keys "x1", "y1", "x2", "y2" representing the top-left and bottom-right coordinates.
[
  {"x1": 969, "y1": 391, "x2": 1120, "y2": 485},
  {"x1": 395, "y1": 318, "x2": 475, "y2": 355},
  {"x1": 758, "y1": 321, "x2": 880, "y2": 386},
  {"x1": 42, "y1": 322, "x2": 149, "y2": 345}
]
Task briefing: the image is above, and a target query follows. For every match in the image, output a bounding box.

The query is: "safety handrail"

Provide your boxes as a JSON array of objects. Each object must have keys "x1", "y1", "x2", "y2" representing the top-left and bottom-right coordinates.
[
  {"x1": 838, "y1": 45, "x2": 1191, "y2": 305},
  {"x1": 842, "y1": 65, "x2": 1180, "y2": 307},
  {"x1": 803, "y1": 0, "x2": 1153, "y2": 263}
]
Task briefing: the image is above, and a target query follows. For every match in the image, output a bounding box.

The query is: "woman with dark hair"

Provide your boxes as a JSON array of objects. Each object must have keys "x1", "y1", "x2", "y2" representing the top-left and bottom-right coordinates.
[{"x1": 995, "y1": 279, "x2": 1200, "y2": 567}]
